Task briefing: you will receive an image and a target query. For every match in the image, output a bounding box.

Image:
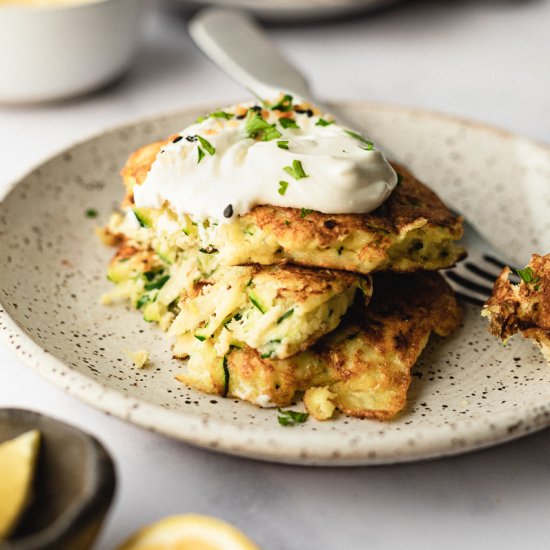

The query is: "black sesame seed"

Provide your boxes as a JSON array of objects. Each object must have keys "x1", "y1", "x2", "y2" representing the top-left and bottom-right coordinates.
[
  {"x1": 324, "y1": 219, "x2": 337, "y2": 229},
  {"x1": 295, "y1": 108, "x2": 314, "y2": 117},
  {"x1": 235, "y1": 114, "x2": 246, "y2": 120},
  {"x1": 172, "y1": 136, "x2": 183, "y2": 143},
  {"x1": 223, "y1": 204, "x2": 233, "y2": 218},
  {"x1": 186, "y1": 135, "x2": 198, "y2": 142},
  {"x1": 250, "y1": 105, "x2": 262, "y2": 113}
]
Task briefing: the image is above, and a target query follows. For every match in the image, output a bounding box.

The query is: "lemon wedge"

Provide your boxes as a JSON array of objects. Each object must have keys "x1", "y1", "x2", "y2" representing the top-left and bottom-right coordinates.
[
  {"x1": 0, "y1": 429, "x2": 41, "y2": 539},
  {"x1": 117, "y1": 514, "x2": 261, "y2": 550}
]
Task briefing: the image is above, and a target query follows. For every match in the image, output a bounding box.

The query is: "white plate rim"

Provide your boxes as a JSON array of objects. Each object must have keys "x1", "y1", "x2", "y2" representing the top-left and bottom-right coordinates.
[{"x1": 1, "y1": 100, "x2": 549, "y2": 466}]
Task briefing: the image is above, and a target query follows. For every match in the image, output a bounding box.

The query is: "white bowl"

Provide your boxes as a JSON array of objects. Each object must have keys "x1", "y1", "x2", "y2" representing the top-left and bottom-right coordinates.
[{"x1": 0, "y1": 0, "x2": 147, "y2": 103}]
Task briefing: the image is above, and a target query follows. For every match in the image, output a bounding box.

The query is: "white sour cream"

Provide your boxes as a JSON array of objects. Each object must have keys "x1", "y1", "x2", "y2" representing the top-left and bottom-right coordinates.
[{"x1": 133, "y1": 98, "x2": 397, "y2": 221}]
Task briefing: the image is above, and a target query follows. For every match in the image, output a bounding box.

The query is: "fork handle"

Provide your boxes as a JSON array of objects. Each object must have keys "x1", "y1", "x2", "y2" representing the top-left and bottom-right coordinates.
[{"x1": 189, "y1": 8, "x2": 314, "y2": 102}]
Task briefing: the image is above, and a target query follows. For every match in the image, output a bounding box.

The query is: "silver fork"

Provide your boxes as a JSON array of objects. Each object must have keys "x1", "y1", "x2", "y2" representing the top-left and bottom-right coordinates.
[
  {"x1": 444, "y1": 214, "x2": 519, "y2": 306},
  {"x1": 188, "y1": 8, "x2": 518, "y2": 307}
]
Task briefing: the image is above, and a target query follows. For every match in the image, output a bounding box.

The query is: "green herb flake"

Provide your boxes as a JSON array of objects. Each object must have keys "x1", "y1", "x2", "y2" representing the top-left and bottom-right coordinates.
[
  {"x1": 269, "y1": 94, "x2": 293, "y2": 112},
  {"x1": 284, "y1": 159, "x2": 308, "y2": 180},
  {"x1": 277, "y1": 309, "x2": 294, "y2": 324},
  {"x1": 136, "y1": 294, "x2": 151, "y2": 310},
  {"x1": 85, "y1": 208, "x2": 98, "y2": 218},
  {"x1": 516, "y1": 266, "x2": 540, "y2": 286},
  {"x1": 210, "y1": 111, "x2": 234, "y2": 120},
  {"x1": 300, "y1": 208, "x2": 313, "y2": 219},
  {"x1": 316, "y1": 118, "x2": 334, "y2": 127},
  {"x1": 144, "y1": 275, "x2": 170, "y2": 291},
  {"x1": 345, "y1": 129, "x2": 374, "y2": 150},
  {"x1": 284, "y1": 220, "x2": 291, "y2": 226},
  {"x1": 396, "y1": 173, "x2": 404, "y2": 186},
  {"x1": 245, "y1": 112, "x2": 282, "y2": 142},
  {"x1": 194, "y1": 334, "x2": 207, "y2": 342},
  {"x1": 279, "y1": 118, "x2": 299, "y2": 130},
  {"x1": 197, "y1": 136, "x2": 216, "y2": 156},
  {"x1": 277, "y1": 408, "x2": 309, "y2": 426},
  {"x1": 277, "y1": 140, "x2": 289, "y2": 150},
  {"x1": 197, "y1": 146, "x2": 205, "y2": 164},
  {"x1": 143, "y1": 270, "x2": 158, "y2": 282},
  {"x1": 278, "y1": 180, "x2": 289, "y2": 196}
]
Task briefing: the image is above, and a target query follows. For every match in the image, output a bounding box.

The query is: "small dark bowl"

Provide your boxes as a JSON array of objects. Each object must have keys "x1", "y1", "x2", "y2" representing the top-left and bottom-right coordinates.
[{"x1": 0, "y1": 409, "x2": 116, "y2": 550}]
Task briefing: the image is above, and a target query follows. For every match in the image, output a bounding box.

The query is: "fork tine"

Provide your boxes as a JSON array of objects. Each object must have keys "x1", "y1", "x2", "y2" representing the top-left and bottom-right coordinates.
[
  {"x1": 445, "y1": 271, "x2": 495, "y2": 296},
  {"x1": 483, "y1": 254, "x2": 521, "y2": 274},
  {"x1": 464, "y1": 262, "x2": 504, "y2": 283},
  {"x1": 442, "y1": 209, "x2": 520, "y2": 305},
  {"x1": 453, "y1": 291, "x2": 485, "y2": 308}
]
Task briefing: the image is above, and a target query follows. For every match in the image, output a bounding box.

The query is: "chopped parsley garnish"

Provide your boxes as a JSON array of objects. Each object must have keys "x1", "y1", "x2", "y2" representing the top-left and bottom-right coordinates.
[
  {"x1": 210, "y1": 111, "x2": 234, "y2": 120},
  {"x1": 316, "y1": 118, "x2": 334, "y2": 127},
  {"x1": 245, "y1": 112, "x2": 282, "y2": 141},
  {"x1": 197, "y1": 136, "x2": 216, "y2": 156},
  {"x1": 396, "y1": 172, "x2": 404, "y2": 186},
  {"x1": 277, "y1": 309, "x2": 294, "y2": 324},
  {"x1": 279, "y1": 118, "x2": 299, "y2": 130},
  {"x1": 278, "y1": 180, "x2": 289, "y2": 196},
  {"x1": 277, "y1": 408, "x2": 309, "y2": 426},
  {"x1": 269, "y1": 94, "x2": 293, "y2": 112},
  {"x1": 194, "y1": 334, "x2": 207, "y2": 342},
  {"x1": 197, "y1": 147, "x2": 205, "y2": 163},
  {"x1": 85, "y1": 208, "x2": 98, "y2": 218},
  {"x1": 300, "y1": 208, "x2": 313, "y2": 218},
  {"x1": 516, "y1": 266, "x2": 540, "y2": 287},
  {"x1": 284, "y1": 160, "x2": 308, "y2": 180},
  {"x1": 277, "y1": 140, "x2": 289, "y2": 150},
  {"x1": 345, "y1": 130, "x2": 374, "y2": 150},
  {"x1": 136, "y1": 294, "x2": 151, "y2": 309},
  {"x1": 144, "y1": 274, "x2": 170, "y2": 291}
]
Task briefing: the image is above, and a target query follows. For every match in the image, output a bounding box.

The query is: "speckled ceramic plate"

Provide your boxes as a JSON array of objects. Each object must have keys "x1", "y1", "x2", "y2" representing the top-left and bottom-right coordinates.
[{"x1": 1, "y1": 102, "x2": 549, "y2": 466}]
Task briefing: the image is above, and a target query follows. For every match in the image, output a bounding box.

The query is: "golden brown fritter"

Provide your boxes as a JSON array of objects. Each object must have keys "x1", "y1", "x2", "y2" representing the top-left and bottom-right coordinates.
[
  {"x1": 174, "y1": 271, "x2": 461, "y2": 420},
  {"x1": 120, "y1": 139, "x2": 465, "y2": 275},
  {"x1": 483, "y1": 254, "x2": 550, "y2": 361}
]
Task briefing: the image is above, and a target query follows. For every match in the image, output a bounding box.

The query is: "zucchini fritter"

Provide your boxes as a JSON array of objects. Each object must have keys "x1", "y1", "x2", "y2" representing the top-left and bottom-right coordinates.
[
  {"x1": 119, "y1": 139, "x2": 465, "y2": 275},
  {"x1": 103, "y1": 243, "x2": 368, "y2": 358},
  {"x1": 170, "y1": 264, "x2": 370, "y2": 360},
  {"x1": 173, "y1": 271, "x2": 461, "y2": 420},
  {"x1": 483, "y1": 254, "x2": 550, "y2": 361}
]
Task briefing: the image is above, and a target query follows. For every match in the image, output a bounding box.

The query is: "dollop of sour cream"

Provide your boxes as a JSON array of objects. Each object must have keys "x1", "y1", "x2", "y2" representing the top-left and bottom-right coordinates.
[{"x1": 133, "y1": 97, "x2": 397, "y2": 221}]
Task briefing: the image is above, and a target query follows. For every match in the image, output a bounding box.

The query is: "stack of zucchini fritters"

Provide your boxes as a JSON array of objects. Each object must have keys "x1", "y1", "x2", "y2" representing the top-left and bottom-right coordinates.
[{"x1": 102, "y1": 109, "x2": 465, "y2": 421}]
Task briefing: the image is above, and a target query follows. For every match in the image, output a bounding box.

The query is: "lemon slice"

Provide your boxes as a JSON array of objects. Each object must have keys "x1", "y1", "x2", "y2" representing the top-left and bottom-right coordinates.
[
  {"x1": 117, "y1": 514, "x2": 261, "y2": 550},
  {"x1": 0, "y1": 429, "x2": 41, "y2": 539}
]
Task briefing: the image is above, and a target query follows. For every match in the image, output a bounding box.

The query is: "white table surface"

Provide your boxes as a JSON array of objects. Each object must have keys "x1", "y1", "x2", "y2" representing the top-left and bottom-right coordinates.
[{"x1": 2, "y1": 2, "x2": 550, "y2": 548}]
